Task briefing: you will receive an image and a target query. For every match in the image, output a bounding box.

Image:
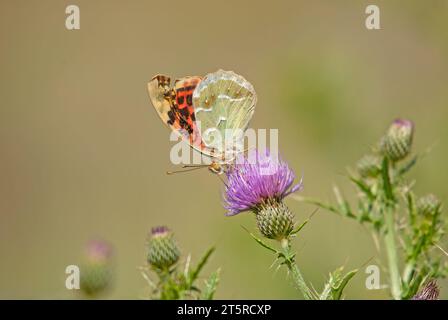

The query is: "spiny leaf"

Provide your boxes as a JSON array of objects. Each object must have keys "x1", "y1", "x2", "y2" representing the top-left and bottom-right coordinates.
[
  {"x1": 138, "y1": 268, "x2": 157, "y2": 290},
  {"x1": 189, "y1": 246, "x2": 215, "y2": 284},
  {"x1": 201, "y1": 269, "x2": 220, "y2": 300},
  {"x1": 406, "y1": 191, "x2": 417, "y2": 228},
  {"x1": 333, "y1": 185, "x2": 354, "y2": 217},
  {"x1": 291, "y1": 208, "x2": 318, "y2": 236},
  {"x1": 398, "y1": 156, "x2": 418, "y2": 176},
  {"x1": 242, "y1": 226, "x2": 277, "y2": 253},
  {"x1": 293, "y1": 196, "x2": 343, "y2": 216},
  {"x1": 331, "y1": 268, "x2": 358, "y2": 300},
  {"x1": 290, "y1": 219, "x2": 309, "y2": 236},
  {"x1": 320, "y1": 267, "x2": 358, "y2": 300},
  {"x1": 349, "y1": 175, "x2": 375, "y2": 201}
]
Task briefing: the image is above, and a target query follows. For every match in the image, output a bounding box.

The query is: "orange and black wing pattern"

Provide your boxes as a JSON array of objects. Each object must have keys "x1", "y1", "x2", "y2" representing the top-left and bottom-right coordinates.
[{"x1": 147, "y1": 74, "x2": 204, "y2": 149}]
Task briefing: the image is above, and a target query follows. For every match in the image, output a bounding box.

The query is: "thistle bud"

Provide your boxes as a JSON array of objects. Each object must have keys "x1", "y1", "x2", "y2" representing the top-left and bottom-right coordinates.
[
  {"x1": 357, "y1": 155, "x2": 381, "y2": 178},
  {"x1": 80, "y1": 239, "x2": 114, "y2": 297},
  {"x1": 417, "y1": 194, "x2": 441, "y2": 216},
  {"x1": 147, "y1": 226, "x2": 180, "y2": 270},
  {"x1": 380, "y1": 119, "x2": 414, "y2": 162},
  {"x1": 255, "y1": 201, "x2": 294, "y2": 240},
  {"x1": 412, "y1": 280, "x2": 439, "y2": 300}
]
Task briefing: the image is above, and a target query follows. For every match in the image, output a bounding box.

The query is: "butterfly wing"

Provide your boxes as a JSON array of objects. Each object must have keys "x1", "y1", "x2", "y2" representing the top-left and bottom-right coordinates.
[
  {"x1": 147, "y1": 74, "x2": 205, "y2": 150},
  {"x1": 192, "y1": 70, "x2": 257, "y2": 160}
]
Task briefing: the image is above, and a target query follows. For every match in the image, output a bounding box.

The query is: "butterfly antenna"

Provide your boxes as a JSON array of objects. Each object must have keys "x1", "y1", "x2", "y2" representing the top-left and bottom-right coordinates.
[
  {"x1": 181, "y1": 164, "x2": 208, "y2": 168},
  {"x1": 166, "y1": 165, "x2": 206, "y2": 175}
]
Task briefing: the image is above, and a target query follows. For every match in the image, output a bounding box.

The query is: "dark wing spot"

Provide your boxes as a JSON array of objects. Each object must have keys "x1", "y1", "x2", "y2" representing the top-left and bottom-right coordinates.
[
  {"x1": 179, "y1": 117, "x2": 193, "y2": 134},
  {"x1": 167, "y1": 110, "x2": 176, "y2": 125},
  {"x1": 179, "y1": 107, "x2": 191, "y2": 119},
  {"x1": 176, "y1": 85, "x2": 195, "y2": 93}
]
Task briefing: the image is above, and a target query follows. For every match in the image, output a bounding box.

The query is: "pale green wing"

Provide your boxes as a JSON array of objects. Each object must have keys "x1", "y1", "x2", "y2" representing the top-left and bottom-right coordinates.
[{"x1": 192, "y1": 70, "x2": 256, "y2": 160}]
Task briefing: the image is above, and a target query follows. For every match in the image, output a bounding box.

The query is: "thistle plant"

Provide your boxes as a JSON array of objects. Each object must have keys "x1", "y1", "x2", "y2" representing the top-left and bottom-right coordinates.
[
  {"x1": 147, "y1": 226, "x2": 180, "y2": 270},
  {"x1": 412, "y1": 280, "x2": 440, "y2": 300},
  {"x1": 224, "y1": 149, "x2": 357, "y2": 300},
  {"x1": 298, "y1": 119, "x2": 447, "y2": 299},
  {"x1": 80, "y1": 239, "x2": 114, "y2": 297},
  {"x1": 140, "y1": 226, "x2": 220, "y2": 300}
]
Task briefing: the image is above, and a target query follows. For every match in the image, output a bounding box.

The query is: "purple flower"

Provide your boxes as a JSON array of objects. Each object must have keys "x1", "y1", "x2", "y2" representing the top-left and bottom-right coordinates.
[
  {"x1": 224, "y1": 149, "x2": 303, "y2": 216},
  {"x1": 86, "y1": 239, "x2": 113, "y2": 263},
  {"x1": 151, "y1": 226, "x2": 170, "y2": 237},
  {"x1": 392, "y1": 118, "x2": 414, "y2": 129},
  {"x1": 412, "y1": 280, "x2": 439, "y2": 300}
]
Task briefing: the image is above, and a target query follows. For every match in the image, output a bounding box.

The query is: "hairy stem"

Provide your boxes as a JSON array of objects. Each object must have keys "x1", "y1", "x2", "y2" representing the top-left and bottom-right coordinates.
[
  {"x1": 280, "y1": 238, "x2": 313, "y2": 300},
  {"x1": 384, "y1": 206, "x2": 402, "y2": 299}
]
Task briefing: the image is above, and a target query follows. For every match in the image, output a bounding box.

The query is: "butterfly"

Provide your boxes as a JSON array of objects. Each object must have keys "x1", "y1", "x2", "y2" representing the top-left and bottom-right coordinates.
[{"x1": 147, "y1": 70, "x2": 257, "y2": 174}]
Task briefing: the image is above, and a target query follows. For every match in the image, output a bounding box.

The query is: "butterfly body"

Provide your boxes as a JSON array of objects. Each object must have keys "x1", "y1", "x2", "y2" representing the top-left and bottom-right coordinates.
[{"x1": 148, "y1": 70, "x2": 256, "y2": 174}]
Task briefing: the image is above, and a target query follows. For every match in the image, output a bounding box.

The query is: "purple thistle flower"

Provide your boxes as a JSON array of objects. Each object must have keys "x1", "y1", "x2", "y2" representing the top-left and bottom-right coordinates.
[
  {"x1": 224, "y1": 149, "x2": 302, "y2": 216},
  {"x1": 151, "y1": 226, "x2": 170, "y2": 237},
  {"x1": 86, "y1": 239, "x2": 113, "y2": 263},
  {"x1": 393, "y1": 118, "x2": 414, "y2": 129},
  {"x1": 412, "y1": 280, "x2": 439, "y2": 300}
]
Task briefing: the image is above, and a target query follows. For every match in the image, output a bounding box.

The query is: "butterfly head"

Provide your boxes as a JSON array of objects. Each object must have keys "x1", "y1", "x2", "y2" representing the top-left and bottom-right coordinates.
[{"x1": 208, "y1": 162, "x2": 224, "y2": 175}]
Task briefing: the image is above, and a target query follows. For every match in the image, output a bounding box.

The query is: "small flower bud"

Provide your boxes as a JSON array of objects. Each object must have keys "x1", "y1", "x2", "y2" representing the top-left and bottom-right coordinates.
[
  {"x1": 255, "y1": 200, "x2": 294, "y2": 240},
  {"x1": 80, "y1": 239, "x2": 114, "y2": 297},
  {"x1": 147, "y1": 226, "x2": 180, "y2": 270},
  {"x1": 357, "y1": 155, "x2": 381, "y2": 178},
  {"x1": 380, "y1": 119, "x2": 414, "y2": 162},
  {"x1": 412, "y1": 280, "x2": 439, "y2": 300},
  {"x1": 417, "y1": 194, "x2": 441, "y2": 216}
]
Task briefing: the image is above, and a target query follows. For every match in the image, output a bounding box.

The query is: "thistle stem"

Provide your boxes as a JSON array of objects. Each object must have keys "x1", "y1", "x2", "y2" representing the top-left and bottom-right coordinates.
[
  {"x1": 384, "y1": 206, "x2": 402, "y2": 300},
  {"x1": 280, "y1": 238, "x2": 313, "y2": 300},
  {"x1": 402, "y1": 260, "x2": 415, "y2": 286}
]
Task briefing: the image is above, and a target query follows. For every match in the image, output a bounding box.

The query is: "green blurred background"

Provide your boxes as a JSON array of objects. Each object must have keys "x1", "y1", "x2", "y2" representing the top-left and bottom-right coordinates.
[{"x1": 1, "y1": 0, "x2": 447, "y2": 299}]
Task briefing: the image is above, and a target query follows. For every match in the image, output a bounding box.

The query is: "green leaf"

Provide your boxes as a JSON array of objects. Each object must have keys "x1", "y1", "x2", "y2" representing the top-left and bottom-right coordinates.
[
  {"x1": 189, "y1": 247, "x2": 215, "y2": 285},
  {"x1": 290, "y1": 219, "x2": 309, "y2": 236},
  {"x1": 201, "y1": 269, "x2": 220, "y2": 300},
  {"x1": 349, "y1": 176, "x2": 375, "y2": 201},
  {"x1": 242, "y1": 226, "x2": 278, "y2": 254},
  {"x1": 398, "y1": 156, "x2": 418, "y2": 176},
  {"x1": 294, "y1": 196, "x2": 343, "y2": 216},
  {"x1": 320, "y1": 267, "x2": 358, "y2": 300},
  {"x1": 357, "y1": 199, "x2": 374, "y2": 224},
  {"x1": 331, "y1": 269, "x2": 358, "y2": 300},
  {"x1": 295, "y1": 193, "x2": 358, "y2": 220},
  {"x1": 333, "y1": 185, "x2": 354, "y2": 218},
  {"x1": 290, "y1": 208, "x2": 319, "y2": 236},
  {"x1": 406, "y1": 191, "x2": 417, "y2": 228}
]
